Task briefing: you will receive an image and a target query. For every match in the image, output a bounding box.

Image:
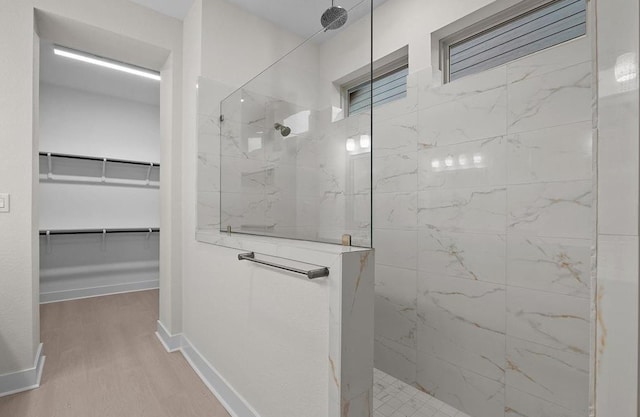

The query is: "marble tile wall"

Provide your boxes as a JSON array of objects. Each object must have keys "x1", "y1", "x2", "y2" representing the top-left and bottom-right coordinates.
[
  {"x1": 372, "y1": 72, "x2": 419, "y2": 384},
  {"x1": 197, "y1": 79, "x2": 376, "y2": 417},
  {"x1": 213, "y1": 84, "x2": 372, "y2": 246},
  {"x1": 200, "y1": 34, "x2": 596, "y2": 417},
  {"x1": 594, "y1": 0, "x2": 640, "y2": 415},
  {"x1": 372, "y1": 36, "x2": 593, "y2": 417}
]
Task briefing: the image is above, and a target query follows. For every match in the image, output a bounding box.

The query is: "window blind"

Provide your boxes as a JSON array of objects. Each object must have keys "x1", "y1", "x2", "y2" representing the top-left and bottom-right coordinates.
[
  {"x1": 449, "y1": 0, "x2": 586, "y2": 81},
  {"x1": 348, "y1": 65, "x2": 409, "y2": 115}
]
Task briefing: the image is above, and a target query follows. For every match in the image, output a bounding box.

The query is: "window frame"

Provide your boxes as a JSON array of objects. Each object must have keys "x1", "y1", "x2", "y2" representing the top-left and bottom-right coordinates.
[
  {"x1": 341, "y1": 54, "x2": 409, "y2": 117},
  {"x1": 435, "y1": 0, "x2": 585, "y2": 84}
]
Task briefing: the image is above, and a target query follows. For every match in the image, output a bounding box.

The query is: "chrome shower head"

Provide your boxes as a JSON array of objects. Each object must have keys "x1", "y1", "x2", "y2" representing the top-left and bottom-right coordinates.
[
  {"x1": 274, "y1": 123, "x2": 291, "y2": 137},
  {"x1": 321, "y1": 1, "x2": 348, "y2": 31}
]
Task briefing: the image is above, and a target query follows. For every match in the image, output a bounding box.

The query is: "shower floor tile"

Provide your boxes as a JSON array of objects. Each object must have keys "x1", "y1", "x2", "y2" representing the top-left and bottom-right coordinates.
[{"x1": 373, "y1": 369, "x2": 471, "y2": 417}]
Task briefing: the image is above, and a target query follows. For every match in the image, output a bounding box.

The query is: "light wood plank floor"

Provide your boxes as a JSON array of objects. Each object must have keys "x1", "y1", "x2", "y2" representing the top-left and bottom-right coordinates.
[{"x1": 0, "y1": 290, "x2": 232, "y2": 417}]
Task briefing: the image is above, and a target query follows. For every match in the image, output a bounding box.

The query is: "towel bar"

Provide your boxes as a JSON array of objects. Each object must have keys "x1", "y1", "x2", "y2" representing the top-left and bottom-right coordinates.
[{"x1": 237, "y1": 252, "x2": 329, "y2": 279}]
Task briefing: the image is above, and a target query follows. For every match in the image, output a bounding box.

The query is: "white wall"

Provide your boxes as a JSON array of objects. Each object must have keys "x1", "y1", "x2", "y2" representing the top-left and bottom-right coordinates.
[
  {"x1": 39, "y1": 83, "x2": 160, "y2": 230},
  {"x1": 0, "y1": 0, "x2": 183, "y2": 381},
  {"x1": 39, "y1": 183, "x2": 159, "y2": 230},
  {"x1": 199, "y1": 0, "x2": 307, "y2": 88},
  {"x1": 40, "y1": 83, "x2": 161, "y2": 162},
  {"x1": 0, "y1": 0, "x2": 41, "y2": 378}
]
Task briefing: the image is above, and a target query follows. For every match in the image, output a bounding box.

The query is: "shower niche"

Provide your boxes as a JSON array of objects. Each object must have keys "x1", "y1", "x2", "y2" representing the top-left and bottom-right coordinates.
[{"x1": 197, "y1": 0, "x2": 374, "y2": 248}]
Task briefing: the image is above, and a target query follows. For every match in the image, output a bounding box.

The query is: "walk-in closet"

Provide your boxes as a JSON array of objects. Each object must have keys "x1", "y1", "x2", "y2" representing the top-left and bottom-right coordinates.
[{"x1": 38, "y1": 41, "x2": 161, "y2": 303}]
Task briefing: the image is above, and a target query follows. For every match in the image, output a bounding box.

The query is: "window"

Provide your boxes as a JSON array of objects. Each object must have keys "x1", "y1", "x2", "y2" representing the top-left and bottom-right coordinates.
[
  {"x1": 344, "y1": 55, "x2": 409, "y2": 116},
  {"x1": 443, "y1": 0, "x2": 586, "y2": 82}
]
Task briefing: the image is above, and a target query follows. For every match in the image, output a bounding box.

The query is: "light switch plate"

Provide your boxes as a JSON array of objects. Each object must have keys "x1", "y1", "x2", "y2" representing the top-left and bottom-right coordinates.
[{"x1": 0, "y1": 193, "x2": 9, "y2": 213}]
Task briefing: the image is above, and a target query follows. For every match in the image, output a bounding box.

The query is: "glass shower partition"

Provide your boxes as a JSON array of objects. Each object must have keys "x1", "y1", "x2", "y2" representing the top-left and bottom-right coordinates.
[{"x1": 217, "y1": 0, "x2": 373, "y2": 247}]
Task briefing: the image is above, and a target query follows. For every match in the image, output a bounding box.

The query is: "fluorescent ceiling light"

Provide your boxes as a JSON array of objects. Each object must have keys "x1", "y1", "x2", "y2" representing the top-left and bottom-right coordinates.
[{"x1": 53, "y1": 46, "x2": 161, "y2": 81}]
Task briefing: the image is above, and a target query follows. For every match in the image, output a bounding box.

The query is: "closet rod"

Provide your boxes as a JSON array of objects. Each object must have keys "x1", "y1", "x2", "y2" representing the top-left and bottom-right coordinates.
[
  {"x1": 39, "y1": 152, "x2": 160, "y2": 168},
  {"x1": 39, "y1": 228, "x2": 160, "y2": 236}
]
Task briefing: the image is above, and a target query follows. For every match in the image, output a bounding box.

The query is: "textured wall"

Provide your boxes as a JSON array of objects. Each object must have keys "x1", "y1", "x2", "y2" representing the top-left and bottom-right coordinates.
[
  {"x1": 0, "y1": 0, "x2": 40, "y2": 376},
  {"x1": 0, "y1": 0, "x2": 183, "y2": 378}
]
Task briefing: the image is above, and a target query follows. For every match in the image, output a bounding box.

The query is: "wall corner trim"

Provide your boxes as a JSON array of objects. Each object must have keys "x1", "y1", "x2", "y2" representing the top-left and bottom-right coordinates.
[
  {"x1": 154, "y1": 322, "x2": 259, "y2": 417},
  {"x1": 155, "y1": 320, "x2": 183, "y2": 352},
  {"x1": 0, "y1": 343, "x2": 46, "y2": 398}
]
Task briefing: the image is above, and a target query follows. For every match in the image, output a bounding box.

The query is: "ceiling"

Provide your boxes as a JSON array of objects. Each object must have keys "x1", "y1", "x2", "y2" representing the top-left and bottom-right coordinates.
[
  {"x1": 38, "y1": 0, "x2": 387, "y2": 104},
  {"x1": 40, "y1": 41, "x2": 160, "y2": 105},
  {"x1": 220, "y1": 0, "x2": 386, "y2": 39},
  {"x1": 129, "y1": 0, "x2": 387, "y2": 39},
  {"x1": 129, "y1": 0, "x2": 195, "y2": 20}
]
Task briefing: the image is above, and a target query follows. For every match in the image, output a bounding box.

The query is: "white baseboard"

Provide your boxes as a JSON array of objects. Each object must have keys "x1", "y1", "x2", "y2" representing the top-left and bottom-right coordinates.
[
  {"x1": 155, "y1": 320, "x2": 183, "y2": 352},
  {"x1": 155, "y1": 321, "x2": 260, "y2": 417},
  {"x1": 0, "y1": 343, "x2": 46, "y2": 398},
  {"x1": 40, "y1": 280, "x2": 159, "y2": 304}
]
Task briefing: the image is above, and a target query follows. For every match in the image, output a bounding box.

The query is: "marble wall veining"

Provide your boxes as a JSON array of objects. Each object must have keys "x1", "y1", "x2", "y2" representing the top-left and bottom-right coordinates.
[
  {"x1": 198, "y1": 29, "x2": 596, "y2": 417},
  {"x1": 196, "y1": 80, "x2": 376, "y2": 417},
  {"x1": 216, "y1": 85, "x2": 372, "y2": 247},
  {"x1": 372, "y1": 36, "x2": 593, "y2": 417},
  {"x1": 372, "y1": 71, "x2": 420, "y2": 385}
]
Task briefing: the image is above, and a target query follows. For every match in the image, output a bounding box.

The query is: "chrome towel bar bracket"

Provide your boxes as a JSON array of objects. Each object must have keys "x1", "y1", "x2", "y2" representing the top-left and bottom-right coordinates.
[{"x1": 237, "y1": 252, "x2": 329, "y2": 279}]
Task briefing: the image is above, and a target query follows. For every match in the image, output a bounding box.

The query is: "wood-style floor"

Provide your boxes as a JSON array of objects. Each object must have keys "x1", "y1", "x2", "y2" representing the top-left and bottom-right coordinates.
[{"x1": 0, "y1": 290, "x2": 231, "y2": 417}]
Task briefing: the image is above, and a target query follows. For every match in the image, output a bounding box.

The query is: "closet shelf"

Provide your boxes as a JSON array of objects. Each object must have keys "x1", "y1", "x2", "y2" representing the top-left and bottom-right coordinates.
[
  {"x1": 39, "y1": 152, "x2": 160, "y2": 187},
  {"x1": 39, "y1": 228, "x2": 160, "y2": 236}
]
